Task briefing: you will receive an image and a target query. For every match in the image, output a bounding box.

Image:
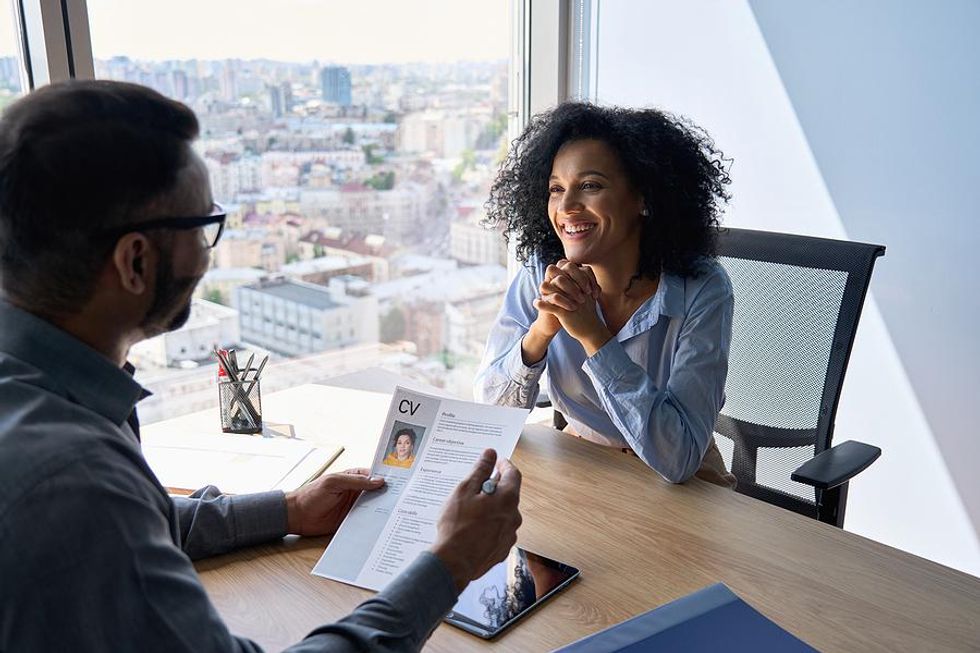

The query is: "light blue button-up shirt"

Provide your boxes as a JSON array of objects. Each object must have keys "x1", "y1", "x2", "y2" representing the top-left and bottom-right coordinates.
[{"x1": 476, "y1": 258, "x2": 733, "y2": 484}]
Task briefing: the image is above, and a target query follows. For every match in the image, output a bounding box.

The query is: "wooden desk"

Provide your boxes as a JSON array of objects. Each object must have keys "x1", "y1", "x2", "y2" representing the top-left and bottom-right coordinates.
[{"x1": 192, "y1": 381, "x2": 980, "y2": 651}]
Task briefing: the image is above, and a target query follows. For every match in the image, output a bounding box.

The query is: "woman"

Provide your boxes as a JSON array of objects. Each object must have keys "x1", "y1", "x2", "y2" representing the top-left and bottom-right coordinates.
[
  {"x1": 476, "y1": 102, "x2": 736, "y2": 488},
  {"x1": 383, "y1": 427, "x2": 417, "y2": 468}
]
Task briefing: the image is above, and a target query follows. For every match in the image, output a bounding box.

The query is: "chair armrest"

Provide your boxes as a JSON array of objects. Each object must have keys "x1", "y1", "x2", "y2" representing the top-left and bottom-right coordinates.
[
  {"x1": 791, "y1": 440, "x2": 881, "y2": 490},
  {"x1": 535, "y1": 389, "x2": 552, "y2": 409}
]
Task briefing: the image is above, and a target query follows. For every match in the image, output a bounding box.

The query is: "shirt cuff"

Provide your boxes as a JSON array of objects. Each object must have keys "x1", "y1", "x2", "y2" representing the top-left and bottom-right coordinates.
[
  {"x1": 228, "y1": 490, "x2": 288, "y2": 548},
  {"x1": 582, "y1": 336, "x2": 634, "y2": 390},
  {"x1": 506, "y1": 335, "x2": 546, "y2": 384}
]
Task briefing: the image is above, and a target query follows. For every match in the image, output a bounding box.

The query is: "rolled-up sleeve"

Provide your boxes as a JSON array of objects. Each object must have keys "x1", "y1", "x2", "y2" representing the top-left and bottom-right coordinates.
[
  {"x1": 582, "y1": 270, "x2": 733, "y2": 483},
  {"x1": 474, "y1": 263, "x2": 547, "y2": 409}
]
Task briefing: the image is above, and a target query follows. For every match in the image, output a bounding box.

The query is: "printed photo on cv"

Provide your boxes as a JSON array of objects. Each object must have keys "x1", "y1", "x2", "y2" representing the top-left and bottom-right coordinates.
[{"x1": 382, "y1": 421, "x2": 425, "y2": 470}]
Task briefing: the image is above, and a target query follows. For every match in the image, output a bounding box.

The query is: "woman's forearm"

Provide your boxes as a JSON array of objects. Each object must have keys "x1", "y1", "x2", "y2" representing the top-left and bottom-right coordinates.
[{"x1": 521, "y1": 323, "x2": 554, "y2": 365}]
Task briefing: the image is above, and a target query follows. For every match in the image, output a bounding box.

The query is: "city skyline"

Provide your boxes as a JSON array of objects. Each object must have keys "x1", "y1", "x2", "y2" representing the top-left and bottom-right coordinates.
[
  {"x1": 99, "y1": 49, "x2": 513, "y2": 413},
  {"x1": 1, "y1": 8, "x2": 514, "y2": 415}
]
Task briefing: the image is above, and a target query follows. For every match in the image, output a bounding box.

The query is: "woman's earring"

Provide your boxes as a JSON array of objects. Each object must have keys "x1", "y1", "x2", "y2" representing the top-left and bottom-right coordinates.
[{"x1": 641, "y1": 208, "x2": 650, "y2": 217}]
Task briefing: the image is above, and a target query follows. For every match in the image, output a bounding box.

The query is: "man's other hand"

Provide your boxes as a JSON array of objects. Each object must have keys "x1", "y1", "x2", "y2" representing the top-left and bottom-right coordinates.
[
  {"x1": 430, "y1": 449, "x2": 523, "y2": 593},
  {"x1": 285, "y1": 468, "x2": 385, "y2": 536}
]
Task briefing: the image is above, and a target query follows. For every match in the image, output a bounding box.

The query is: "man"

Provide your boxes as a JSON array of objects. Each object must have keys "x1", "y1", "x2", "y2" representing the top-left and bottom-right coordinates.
[{"x1": 0, "y1": 80, "x2": 522, "y2": 652}]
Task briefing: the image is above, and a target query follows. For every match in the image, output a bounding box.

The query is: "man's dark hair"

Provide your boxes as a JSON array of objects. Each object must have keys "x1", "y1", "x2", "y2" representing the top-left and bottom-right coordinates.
[
  {"x1": 485, "y1": 102, "x2": 731, "y2": 280},
  {"x1": 0, "y1": 80, "x2": 200, "y2": 317}
]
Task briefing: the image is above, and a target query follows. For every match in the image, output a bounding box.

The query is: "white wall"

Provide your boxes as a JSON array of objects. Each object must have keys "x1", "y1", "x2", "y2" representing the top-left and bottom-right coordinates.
[{"x1": 592, "y1": 0, "x2": 979, "y2": 576}]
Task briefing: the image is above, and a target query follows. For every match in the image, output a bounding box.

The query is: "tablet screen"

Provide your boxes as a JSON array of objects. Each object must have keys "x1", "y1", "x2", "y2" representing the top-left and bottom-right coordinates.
[{"x1": 444, "y1": 547, "x2": 580, "y2": 639}]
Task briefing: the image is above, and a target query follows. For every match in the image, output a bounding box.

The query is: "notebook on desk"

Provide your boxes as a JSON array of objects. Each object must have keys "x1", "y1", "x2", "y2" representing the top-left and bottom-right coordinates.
[
  {"x1": 141, "y1": 429, "x2": 343, "y2": 495},
  {"x1": 555, "y1": 583, "x2": 817, "y2": 652}
]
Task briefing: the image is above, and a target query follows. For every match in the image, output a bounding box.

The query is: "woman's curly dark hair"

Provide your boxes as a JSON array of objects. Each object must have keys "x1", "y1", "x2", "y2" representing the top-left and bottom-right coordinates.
[{"x1": 485, "y1": 102, "x2": 731, "y2": 279}]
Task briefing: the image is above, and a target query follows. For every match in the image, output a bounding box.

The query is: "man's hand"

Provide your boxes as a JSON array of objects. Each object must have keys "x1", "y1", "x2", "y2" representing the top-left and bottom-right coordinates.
[
  {"x1": 430, "y1": 449, "x2": 522, "y2": 593},
  {"x1": 285, "y1": 468, "x2": 385, "y2": 536}
]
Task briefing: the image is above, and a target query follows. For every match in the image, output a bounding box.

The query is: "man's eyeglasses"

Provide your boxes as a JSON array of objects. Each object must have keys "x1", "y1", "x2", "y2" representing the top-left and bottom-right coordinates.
[{"x1": 102, "y1": 203, "x2": 227, "y2": 249}]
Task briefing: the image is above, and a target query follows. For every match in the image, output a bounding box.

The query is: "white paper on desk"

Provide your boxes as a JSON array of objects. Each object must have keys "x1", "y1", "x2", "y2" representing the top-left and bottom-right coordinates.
[
  {"x1": 312, "y1": 386, "x2": 528, "y2": 591},
  {"x1": 141, "y1": 431, "x2": 342, "y2": 495}
]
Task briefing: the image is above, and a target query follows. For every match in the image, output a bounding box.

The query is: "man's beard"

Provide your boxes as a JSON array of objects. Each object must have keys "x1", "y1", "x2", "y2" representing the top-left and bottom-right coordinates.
[{"x1": 139, "y1": 254, "x2": 201, "y2": 337}]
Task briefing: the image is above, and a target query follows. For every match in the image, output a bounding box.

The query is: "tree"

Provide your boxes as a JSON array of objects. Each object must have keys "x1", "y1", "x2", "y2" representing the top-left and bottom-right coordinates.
[
  {"x1": 476, "y1": 112, "x2": 508, "y2": 150},
  {"x1": 439, "y1": 346, "x2": 456, "y2": 371},
  {"x1": 364, "y1": 170, "x2": 395, "y2": 191},
  {"x1": 362, "y1": 144, "x2": 384, "y2": 165},
  {"x1": 452, "y1": 149, "x2": 476, "y2": 183},
  {"x1": 380, "y1": 307, "x2": 406, "y2": 343},
  {"x1": 204, "y1": 289, "x2": 225, "y2": 305},
  {"x1": 342, "y1": 126, "x2": 355, "y2": 145}
]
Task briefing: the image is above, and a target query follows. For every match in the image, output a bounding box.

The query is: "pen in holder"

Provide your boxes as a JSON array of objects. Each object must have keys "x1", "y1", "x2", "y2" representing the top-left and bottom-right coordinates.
[
  {"x1": 219, "y1": 373, "x2": 262, "y2": 433},
  {"x1": 215, "y1": 348, "x2": 267, "y2": 434}
]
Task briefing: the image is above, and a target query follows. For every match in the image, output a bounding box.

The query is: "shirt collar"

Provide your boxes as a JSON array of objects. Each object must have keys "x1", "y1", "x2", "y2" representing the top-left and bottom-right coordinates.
[
  {"x1": 614, "y1": 273, "x2": 686, "y2": 341},
  {"x1": 0, "y1": 299, "x2": 148, "y2": 426},
  {"x1": 660, "y1": 273, "x2": 686, "y2": 318}
]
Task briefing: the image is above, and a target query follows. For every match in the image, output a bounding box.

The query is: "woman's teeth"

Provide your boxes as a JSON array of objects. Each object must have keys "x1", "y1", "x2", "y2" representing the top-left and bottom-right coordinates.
[{"x1": 564, "y1": 223, "x2": 595, "y2": 234}]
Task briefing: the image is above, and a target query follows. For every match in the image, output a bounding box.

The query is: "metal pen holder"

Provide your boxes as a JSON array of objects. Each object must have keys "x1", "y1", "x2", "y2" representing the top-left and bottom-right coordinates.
[{"x1": 219, "y1": 373, "x2": 262, "y2": 434}]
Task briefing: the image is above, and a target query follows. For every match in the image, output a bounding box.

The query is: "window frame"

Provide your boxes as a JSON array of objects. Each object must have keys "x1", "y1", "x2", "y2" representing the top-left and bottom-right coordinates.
[{"x1": 14, "y1": 0, "x2": 93, "y2": 88}]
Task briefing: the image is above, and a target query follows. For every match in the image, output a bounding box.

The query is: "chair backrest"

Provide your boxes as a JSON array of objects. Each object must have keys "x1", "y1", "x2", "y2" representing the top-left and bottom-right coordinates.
[{"x1": 713, "y1": 227, "x2": 884, "y2": 522}]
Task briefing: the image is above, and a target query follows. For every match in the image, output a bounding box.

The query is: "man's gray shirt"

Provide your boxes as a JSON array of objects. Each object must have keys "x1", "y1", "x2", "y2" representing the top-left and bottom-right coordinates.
[{"x1": 0, "y1": 299, "x2": 458, "y2": 652}]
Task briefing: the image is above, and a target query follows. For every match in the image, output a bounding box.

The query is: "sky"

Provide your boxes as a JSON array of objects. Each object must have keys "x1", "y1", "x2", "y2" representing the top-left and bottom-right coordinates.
[
  {"x1": 1, "y1": 4, "x2": 18, "y2": 56},
  {"x1": 83, "y1": 0, "x2": 510, "y2": 64}
]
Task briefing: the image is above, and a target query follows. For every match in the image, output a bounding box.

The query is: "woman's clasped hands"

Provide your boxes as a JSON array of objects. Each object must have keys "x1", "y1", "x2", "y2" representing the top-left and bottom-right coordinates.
[{"x1": 532, "y1": 259, "x2": 612, "y2": 351}]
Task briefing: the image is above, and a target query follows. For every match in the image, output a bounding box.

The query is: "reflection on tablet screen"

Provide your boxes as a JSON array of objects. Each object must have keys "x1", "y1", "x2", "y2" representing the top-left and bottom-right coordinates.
[{"x1": 445, "y1": 547, "x2": 579, "y2": 639}]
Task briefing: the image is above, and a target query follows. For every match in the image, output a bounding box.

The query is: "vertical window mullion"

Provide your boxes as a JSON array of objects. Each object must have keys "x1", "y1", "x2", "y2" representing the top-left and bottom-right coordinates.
[{"x1": 17, "y1": 0, "x2": 93, "y2": 87}]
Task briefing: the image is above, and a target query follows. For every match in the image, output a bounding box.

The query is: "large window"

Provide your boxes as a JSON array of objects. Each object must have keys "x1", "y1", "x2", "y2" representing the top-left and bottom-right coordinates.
[
  {"x1": 0, "y1": 3, "x2": 25, "y2": 104},
  {"x1": 86, "y1": 0, "x2": 515, "y2": 422}
]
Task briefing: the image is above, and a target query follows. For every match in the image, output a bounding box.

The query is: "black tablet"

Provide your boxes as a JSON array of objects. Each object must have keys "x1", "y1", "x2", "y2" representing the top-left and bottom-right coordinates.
[{"x1": 444, "y1": 547, "x2": 580, "y2": 639}]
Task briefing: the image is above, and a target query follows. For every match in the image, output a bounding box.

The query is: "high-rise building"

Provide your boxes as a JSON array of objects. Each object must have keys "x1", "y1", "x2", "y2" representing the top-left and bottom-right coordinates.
[
  {"x1": 171, "y1": 70, "x2": 189, "y2": 100},
  {"x1": 280, "y1": 81, "x2": 293, "y2": 113},
  {"x1": 267, "y1": 81, "x2": 295, "y2": 118},
  {"x1": 220, "y1": 62, "x2": 238, "y2": 103},
  {"x1": 320, "y1": 66, "x2": 352, "y2": 106},
  {"x1": 268, "y1": 84, "x2": 284, "y2": 118}
]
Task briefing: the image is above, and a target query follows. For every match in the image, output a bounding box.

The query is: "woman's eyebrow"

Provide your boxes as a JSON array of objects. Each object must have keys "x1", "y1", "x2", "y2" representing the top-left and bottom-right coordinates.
[{"x1": 549, "y1": 170, "x2": 610, "y2": 180}]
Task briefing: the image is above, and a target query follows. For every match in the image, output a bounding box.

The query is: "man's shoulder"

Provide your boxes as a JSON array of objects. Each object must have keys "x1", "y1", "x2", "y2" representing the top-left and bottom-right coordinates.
[
  {"x1": 0, "y1": 374, "x2": 161, "y2": 527},
  {"x1": 0, "y1": 371, "x2": 128, "y2": 454}
]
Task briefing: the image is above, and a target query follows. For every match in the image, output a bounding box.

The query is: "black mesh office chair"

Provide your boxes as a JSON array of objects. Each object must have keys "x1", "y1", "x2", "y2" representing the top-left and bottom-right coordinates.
[
  {"x1": 538, "y1": 227, "x2": 884, "y2": 527},
  {"x1": 713, "y1": 227, "x2": 885, "y2": 527}
]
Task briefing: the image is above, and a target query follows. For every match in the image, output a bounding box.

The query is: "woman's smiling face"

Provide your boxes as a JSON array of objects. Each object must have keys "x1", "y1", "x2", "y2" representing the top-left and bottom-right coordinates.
[{"x1": 547, "y1": 138, "x2": 645, "y2": 267}]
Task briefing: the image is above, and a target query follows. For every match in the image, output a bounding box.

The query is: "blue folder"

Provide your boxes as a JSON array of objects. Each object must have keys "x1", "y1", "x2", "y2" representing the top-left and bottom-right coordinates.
[{"x1": 554, "y1": 583, "x2": 818, "y2": 652}]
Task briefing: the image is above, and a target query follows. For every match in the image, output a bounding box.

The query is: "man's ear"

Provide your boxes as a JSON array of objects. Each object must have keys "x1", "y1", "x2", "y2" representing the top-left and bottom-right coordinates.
[{"x1": 111, "y1": 233, "x2": 154, "y2": 295}]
